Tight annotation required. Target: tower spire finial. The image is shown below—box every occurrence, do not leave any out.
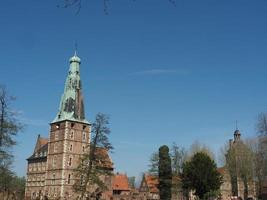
[69,42,81,63]
[74,41,78,56]
[53,52,87,124]
[234,120,241,141]
[235,120,238,130]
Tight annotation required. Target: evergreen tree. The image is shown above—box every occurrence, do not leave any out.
[148,144,186,200]
[158,145,172,200]
[148,143,186,176]
[181,152,222,199]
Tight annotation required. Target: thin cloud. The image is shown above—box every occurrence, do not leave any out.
[132,69,189,76]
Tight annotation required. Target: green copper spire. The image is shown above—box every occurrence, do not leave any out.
[53,52,89,124]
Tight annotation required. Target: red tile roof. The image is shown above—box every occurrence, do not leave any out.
[28,135,48,161]
[112,174,130,191]
[39,137,48,148]
[217,167,226,174]
[33,135,48,153]
[95,147,114,170]
[145,175,159,193]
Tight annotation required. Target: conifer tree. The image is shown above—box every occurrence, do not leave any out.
[158,145,172,200]
[74,113,113,199]
[181,152,222,199]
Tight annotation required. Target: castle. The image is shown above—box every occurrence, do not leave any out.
[25,53,258,200]
[25,52,113,200]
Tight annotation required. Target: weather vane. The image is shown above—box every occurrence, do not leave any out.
[74,41,78,56]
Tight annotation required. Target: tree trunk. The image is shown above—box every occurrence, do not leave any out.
[243,176,248,200]
[231,174,238,196]
[81,125,100,199]
[0,100,5,147]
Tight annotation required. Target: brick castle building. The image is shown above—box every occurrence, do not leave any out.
[25,52,113,200]
[24,52,258,200]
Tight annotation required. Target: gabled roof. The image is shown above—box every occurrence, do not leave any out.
[140,174,182,194]
[112,173,130,191]
[95,147,114,170]
[27,135,48,162]
[217,167,226,174]
[34,134,48,153]
[143,175,159,193]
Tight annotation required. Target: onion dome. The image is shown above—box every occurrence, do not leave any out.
[69,51,81,63]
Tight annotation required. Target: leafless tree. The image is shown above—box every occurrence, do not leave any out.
[255,113,267,198]
[0,85,23,164]
[246,138,266,198]
[225,140,254,199]
[59,0,177,14]
[0,85,23,199]
[257,113,267,136]
[186,140,215,161]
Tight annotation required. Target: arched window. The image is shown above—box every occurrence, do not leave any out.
[55,132,58,140]
[69,144,73,151]
[53,156,57,168]
[70,131,74,139]
[68,174,71,184]
[68,157,72,166]
[80,175,84,185]
[52,173,55,185]
[54,142,57,153]
[82,132,86,141]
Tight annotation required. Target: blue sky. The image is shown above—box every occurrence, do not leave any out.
[1,0,267,178]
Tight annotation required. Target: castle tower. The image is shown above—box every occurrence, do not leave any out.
[233,129,241,142]
[44,52,91,199]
